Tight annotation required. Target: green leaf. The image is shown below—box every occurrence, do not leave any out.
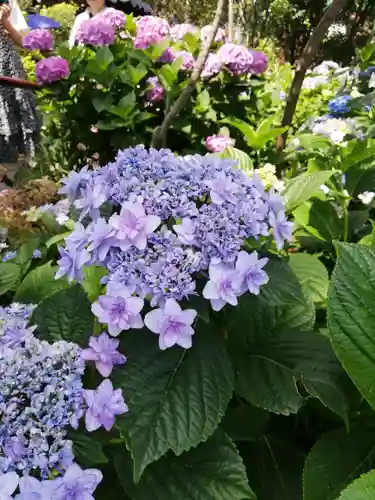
[112,324,234,481]
[288,253,329,303]
[46,231,71,249]
[71,432,108,467]
[33,284,93,345]
[229,296,349,419]
[293,199,343,242]
[243,436,305,500]
[195,88,210,112]
[82,266,107,302]
[222,405,270,442]
[14,261,69,304]
[96,45,114,70]
[114,431,255,499]
[260,257,307,306]
[92,93,113,113]
[0,263,21,295]
[338,470,375,500]
[128,63,148,86]
[284,171,334,211]
[328,243,375,409]
[220,147,253,172]
[303,426,375,500]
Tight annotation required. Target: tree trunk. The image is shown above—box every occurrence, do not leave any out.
[276,0,350,153]
[150,0,225,149]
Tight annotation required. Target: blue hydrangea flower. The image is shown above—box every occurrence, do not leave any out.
[328,95,352,116]
[2,251,16,263]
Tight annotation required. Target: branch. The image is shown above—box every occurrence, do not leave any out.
[276,0,350,153]
[150,0,225,149]
[0,76,42,89]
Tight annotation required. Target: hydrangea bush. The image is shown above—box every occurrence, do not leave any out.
[35,13,270,168]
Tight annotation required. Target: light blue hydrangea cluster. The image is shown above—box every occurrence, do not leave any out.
[56,146,292,349]
[0,303,37,348]
[0,336,84,477]
[0,302,127,495]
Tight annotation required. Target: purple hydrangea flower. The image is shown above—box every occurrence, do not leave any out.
[58,167,91,203]
[0,472,18,499]
[74,181,108,221]
[269,211,294,249]
[53,464,103,500]
[235,250,269,294]
[144,298,197,349]
[23,28,53,51]
[109,201,161,250]
[248,50,268,75]
[16,476,52,500]
[92,284,144,336]
[173,217,196,245]
[205,170,240,204]
[146,76,165,103]
[158,47,175,63]
[55,243,91,283]
[88,218,117,262]
[84,379,128,431]
[217,43,254,75]
[205,134,235,153]
[35,56,70,84]
[202,262,240,311]
[201,53,222,79]
[82,332,126,377]
[76,17,115,46]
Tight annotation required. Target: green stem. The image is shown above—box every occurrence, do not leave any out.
[343,204,349,242]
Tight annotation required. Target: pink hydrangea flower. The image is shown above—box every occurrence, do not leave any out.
[134,15,170,49]
[201,25,227,44]
[76,17,115,46]
[205,134,235,153]
[23,29,53,51]
[100,8,126,30]
[175,50,195,70]
[35,56,70,84]
[170,23,198,41]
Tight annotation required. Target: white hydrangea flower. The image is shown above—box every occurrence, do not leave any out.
[369,73,375,89]
[312,118,358,145]
[358,191,375,205]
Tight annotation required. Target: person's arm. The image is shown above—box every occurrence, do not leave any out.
[2,17,23,46]
[2,0,28,47]
[69,14,81,48]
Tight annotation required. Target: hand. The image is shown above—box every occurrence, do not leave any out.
[0,5,11,22]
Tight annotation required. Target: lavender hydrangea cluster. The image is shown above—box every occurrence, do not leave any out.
[35,56,70,84]
[22,29,53,51]
[217,43,267,76]
[76,17,115,46]
[56,146,292,350]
